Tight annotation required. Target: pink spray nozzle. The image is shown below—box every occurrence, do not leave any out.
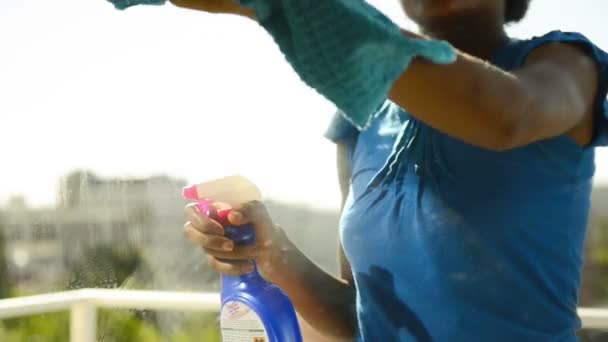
[182,185,199,201]
[182,183,250,243]
[216,208,233,227]
[182,185,214,217]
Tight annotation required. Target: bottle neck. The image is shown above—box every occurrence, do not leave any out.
[221,263,269,289]
[220,223,263,289]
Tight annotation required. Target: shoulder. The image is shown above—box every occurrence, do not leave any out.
[522,38,599,100]
[519,31,608,67]
[503,31,607,70]
[520,31,608,147]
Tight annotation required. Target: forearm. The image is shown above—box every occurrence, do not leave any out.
[260,228,357,339]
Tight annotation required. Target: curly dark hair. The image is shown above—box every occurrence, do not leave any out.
[505,0,531,23]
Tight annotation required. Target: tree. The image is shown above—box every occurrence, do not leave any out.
[0,216,11,299]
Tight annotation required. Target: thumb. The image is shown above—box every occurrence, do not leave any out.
[228,200,276,243]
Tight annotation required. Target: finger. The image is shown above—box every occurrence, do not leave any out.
[184,203,206,226]
[203,245,259,260]
[184,223,234,251]
[206,255,254,276]
[229,200,271,227]
[185,217,224,237]
[184,204,224,235]
[230,200,275,242]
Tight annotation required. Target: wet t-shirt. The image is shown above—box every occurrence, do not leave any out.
[326,31,608,341]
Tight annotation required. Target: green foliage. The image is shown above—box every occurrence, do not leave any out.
[169,313,222,342]
[0,311,69,342]
[0,226,10,299]
[97,310,161,342]
[0,311,221,342]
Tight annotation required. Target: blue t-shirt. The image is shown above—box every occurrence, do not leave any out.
[326,31,608,341]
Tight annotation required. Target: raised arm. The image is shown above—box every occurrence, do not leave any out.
[390,34,599,151]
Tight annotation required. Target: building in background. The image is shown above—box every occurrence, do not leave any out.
[0,171,187,292]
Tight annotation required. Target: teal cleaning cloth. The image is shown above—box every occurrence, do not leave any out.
[108,0,166,10]
[235,0,457,130]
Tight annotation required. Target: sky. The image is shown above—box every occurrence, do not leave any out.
[0,0,607,210]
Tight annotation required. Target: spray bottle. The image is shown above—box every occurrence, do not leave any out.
[182,175,303,342]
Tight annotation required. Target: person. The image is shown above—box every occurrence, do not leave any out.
[179,0,608,340]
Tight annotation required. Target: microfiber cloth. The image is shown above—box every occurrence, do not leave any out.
[235,0,457,130]
[108,0,166,10]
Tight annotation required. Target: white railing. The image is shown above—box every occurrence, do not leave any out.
[0,289,221,342]
[0,289,607,342]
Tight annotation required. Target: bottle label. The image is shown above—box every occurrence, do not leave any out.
[221,300,270,342]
